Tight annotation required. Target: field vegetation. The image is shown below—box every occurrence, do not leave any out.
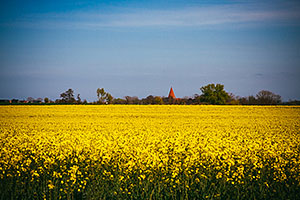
[0,105,299,199]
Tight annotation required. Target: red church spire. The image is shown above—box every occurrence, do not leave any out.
[168,87,176,99]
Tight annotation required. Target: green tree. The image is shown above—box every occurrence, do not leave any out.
[44,97,49,104]
[144,95,155,105]
[60,89,76,103]
[106,93,113,104]
[113,98,126,104]
[154,96,164,105]
[227,93,239,105]
[97,88,106,104]
[199,83,230,105]
[96,88,113,104]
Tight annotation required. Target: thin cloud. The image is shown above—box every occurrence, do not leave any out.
[2,3,300,29]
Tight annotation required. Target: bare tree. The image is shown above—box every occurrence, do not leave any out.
[256,90,281,105]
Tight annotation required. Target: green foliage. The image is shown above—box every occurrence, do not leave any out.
[44,97,50,104]
[60,89,76,104]
[154,96,164,105]
[1,148,299,200]
[96,88,113,104]
[199,84,230,105]
[113,98,127,104]
[96,88,106,104]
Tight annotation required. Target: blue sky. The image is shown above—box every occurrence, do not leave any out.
[0,0,300,101]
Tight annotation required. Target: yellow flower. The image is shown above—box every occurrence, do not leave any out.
[0,105,299,197]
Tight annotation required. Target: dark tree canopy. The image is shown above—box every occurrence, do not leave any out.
[256,90,281,105]
[60,89,76,103]
[44,97,49,104]
[113,98,127,104]
[154,96,163,105]
[6,83,290,105]
[199,84,230,105]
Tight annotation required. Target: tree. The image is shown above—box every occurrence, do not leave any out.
[125,96,139,104]
[145,95,155,104]
[27,97,34,103]
[199,83,230,105]
[44,97,50,104]
[193,94,202,104]
[256,90,281,105]
[106,93,113,104]
[227,93,239,105]
[36,98,43,102]
[154,96,164,105]
[248,95,257,105]
[286,100,300,105]
[97,88,106,104]
[96,88,113,104]
[77,94,82,104]
[238,95,257,105]
[60,88,76,103]
[113,98,127,104]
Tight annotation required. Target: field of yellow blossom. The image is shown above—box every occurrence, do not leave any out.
[0,105,300,199]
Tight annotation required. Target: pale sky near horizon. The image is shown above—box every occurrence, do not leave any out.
[0,0,300,101]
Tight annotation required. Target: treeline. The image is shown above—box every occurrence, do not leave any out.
[1,83,300,105]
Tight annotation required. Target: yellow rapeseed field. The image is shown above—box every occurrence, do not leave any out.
[0,105,300,199]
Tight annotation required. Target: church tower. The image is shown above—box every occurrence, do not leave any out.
[168,87,176,99]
